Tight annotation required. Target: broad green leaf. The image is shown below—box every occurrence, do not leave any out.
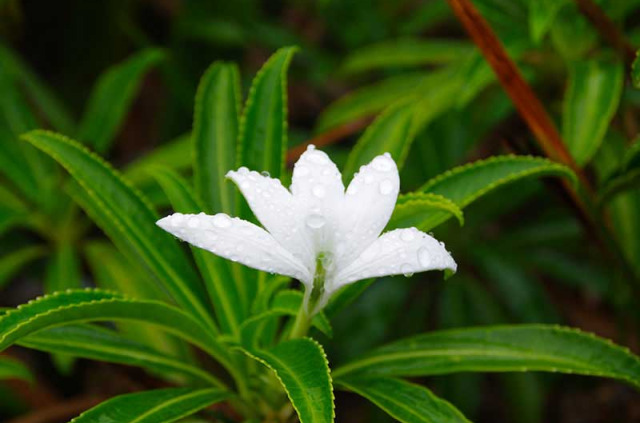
[419,155,576,208]
[243,338,334,423]
[45,242,82,293]
[563,59,624,166]
[0,356,32,382]
[0,290,231,380]
[238,47,297,179]
[78,49,165,153]
[0,245,46,290]
[124,134,191,185]
[0,42,74,133]
[343,102,416,180]
[340,39,473,75]
[19,325,219,386]
[332,325,640,389]
[69,387,231,423]
[316,72,443,133]
[337,377,469,423]
[193,62,241,214]
[152,167,244,334]
[387,193,464,232]
[22,130,215,332]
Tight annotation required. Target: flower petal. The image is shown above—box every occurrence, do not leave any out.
[334,153,400,270]
[331,227,456,291]
[157,212,312,284]
[226,167,315,267]
[290,145,345,256]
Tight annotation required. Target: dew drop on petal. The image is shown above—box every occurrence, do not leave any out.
[212,214,232,228]
[379,179,394,195]
[372,155,394,172]
[238,166,249,175]
[312,185,326,198]
[306,144,316,151]
[417,247,431,267]
[401,263,414,277]
[401,230,415,242]
[261,171,270,177]
[306,214,326,229]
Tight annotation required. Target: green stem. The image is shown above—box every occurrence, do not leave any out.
[289,305,311,339]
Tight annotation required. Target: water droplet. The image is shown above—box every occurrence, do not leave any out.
[312,185,326,198]
[306,214,326,229]
[372,155,394,172]
[212,214,232,228]
[379,179,394,195]
[261,171,270,177]
[401,263,414,277]
[238,166,249,174]
[417,247,431,267]
[401,230,415,242]
[306,144,316,151]
[296,165,310,177]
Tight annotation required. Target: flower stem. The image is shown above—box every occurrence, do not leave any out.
[289,305,311,339]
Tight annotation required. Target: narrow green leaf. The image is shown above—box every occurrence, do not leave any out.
[124,133,191,185]
[193,62,241,214]
[0,290,231,380]
[78,49,165,153]
[69,387,231,423]
[332,325,640,389]
[0,245,46,290]
[238,47,297,179]
[22,130,215,332]
[45,242,82,293]
[0,356,32,382]
[152,167,244,334]
[340,39,473,74]
[420,155,576,208]
[343,102,416,180]
[563,59,624,166]
[387,193,464,232]
[243,338,334,423]
[19,325,220,386]
[632,49,640,88]
[528,0,567,43]
[599,138,640,202]
[337,377,469,423]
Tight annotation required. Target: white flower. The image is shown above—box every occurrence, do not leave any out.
[157,145,456,314]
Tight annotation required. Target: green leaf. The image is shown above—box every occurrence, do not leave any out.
[19,325,220,386]
[124,134,192,185]
[0,290,231,381]
[78,49,165,153]
[69,387,231,423]
[0,356,32,382]
[152,167,244,334]
[528,0,567,43]
[332,325,640,389]
[243,338,334,423]
[599,138,640,202]
[0,245,46,290]
[316,72,438,133]
[340,39,473,75]
[0,42,74,133]
[337,377,469,423]
[343,102,417,180]
[193,62,241,214]
[238,47,297,179]
[45,242,82,293]
[420,155,576,208]
[22,130,215,332]
[387,193,464,232]
[563,59,624,166]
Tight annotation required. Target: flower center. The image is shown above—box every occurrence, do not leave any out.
[308,252,331,314]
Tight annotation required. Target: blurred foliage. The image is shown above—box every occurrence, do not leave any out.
[0,0,640,422]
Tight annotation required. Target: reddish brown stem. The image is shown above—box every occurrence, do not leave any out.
[572,0,636,66]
